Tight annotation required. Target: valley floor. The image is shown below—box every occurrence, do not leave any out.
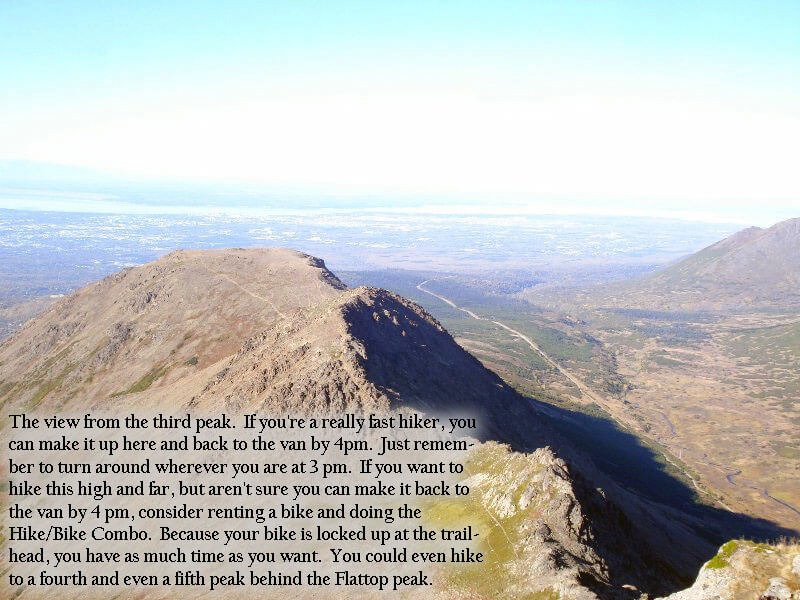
[341,270,800,535]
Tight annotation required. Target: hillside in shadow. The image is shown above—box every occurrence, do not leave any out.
[527,398,798,550]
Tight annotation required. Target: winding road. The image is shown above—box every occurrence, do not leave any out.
[416,280,605,406]
[415,279,800,520]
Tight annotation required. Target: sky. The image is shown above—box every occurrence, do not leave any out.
[1,1,799,223]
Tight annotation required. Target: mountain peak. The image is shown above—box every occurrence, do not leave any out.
[0,247,347,406]
[603,217,800,310]
[193,284,533,442]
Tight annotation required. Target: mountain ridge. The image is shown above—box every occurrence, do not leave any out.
[618,217,800,310]
[519,217,800,312]
[0,247,791,599]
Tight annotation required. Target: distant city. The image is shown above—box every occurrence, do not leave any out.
[0,206,740,305]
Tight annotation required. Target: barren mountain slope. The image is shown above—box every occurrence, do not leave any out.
[0,248,346,408]
[603,217,800,310]
[194,286,541,445]
[522,217,800,312]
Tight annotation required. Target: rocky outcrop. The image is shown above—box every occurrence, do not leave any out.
[656,541,800,600]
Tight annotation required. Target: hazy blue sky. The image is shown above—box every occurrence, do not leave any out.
[1,1,798,223]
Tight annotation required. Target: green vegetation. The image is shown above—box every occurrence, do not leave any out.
[29,363,74,408]
[0,380,16,401]
[720,320,800,409]
[11,585,27,599]
[650,352,688,368]
[38,342,76,372]
[127,365,168,393]
[773,443,800,460]
[705,540,738,569]
[30,378,62,407]
[112,365,168,396]
[422,444,544,598]
[528,589,561,600]
[185,355,198,366]
[173,331,193,354]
